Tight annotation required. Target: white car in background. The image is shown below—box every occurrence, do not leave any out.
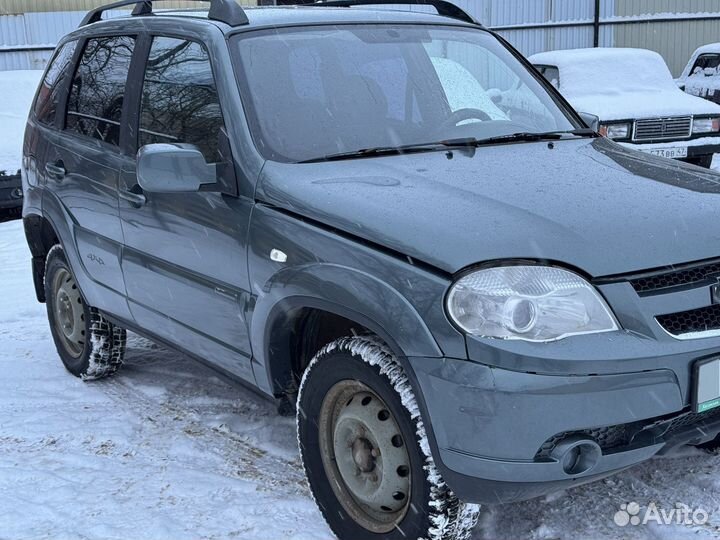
[530,48,720,168]
[677,43,720,106]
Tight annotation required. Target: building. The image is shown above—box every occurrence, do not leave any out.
[1,0,719,75]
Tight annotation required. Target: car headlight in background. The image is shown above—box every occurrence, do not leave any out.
[692,116,720,134]
[446,265,619,342]
[598,122,631,140]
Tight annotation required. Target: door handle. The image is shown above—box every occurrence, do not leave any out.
[45,162,66,180]
[119,188,147,207]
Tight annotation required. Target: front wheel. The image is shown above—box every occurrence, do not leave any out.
[297,336,480,540]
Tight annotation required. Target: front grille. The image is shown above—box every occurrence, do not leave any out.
[656,304,720,337]
[629,259,720,295]
[633,116,692,142]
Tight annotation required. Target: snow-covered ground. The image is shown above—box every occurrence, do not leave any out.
[2,69,720,540]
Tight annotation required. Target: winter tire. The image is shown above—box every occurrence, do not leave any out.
[297,336,480,540]
[45,245,126,380]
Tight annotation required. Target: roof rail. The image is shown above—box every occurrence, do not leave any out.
[305,0,481,26]
[79,0,249,27]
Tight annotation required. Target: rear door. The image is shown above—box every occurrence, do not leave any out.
[43,35,137,320]
[118,34,255,383]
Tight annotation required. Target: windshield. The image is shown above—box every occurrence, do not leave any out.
[232,25,578,163]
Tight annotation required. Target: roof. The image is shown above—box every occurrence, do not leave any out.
[530,47,667,69]
[82,5,481,32]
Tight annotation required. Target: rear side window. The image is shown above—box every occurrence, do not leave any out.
[692,54,720,76]
[139,37,224,163]
[535,65,560,89]
[66,36,136,146]
[34,40,77,126]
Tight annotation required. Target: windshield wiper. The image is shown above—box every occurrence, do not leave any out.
[298,140,473,164]
[298,129,596,163]
[469,128,597,147]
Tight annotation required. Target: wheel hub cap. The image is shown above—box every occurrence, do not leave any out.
[52,268,85,358]
[352,437,376,473]
[320,382,412,533]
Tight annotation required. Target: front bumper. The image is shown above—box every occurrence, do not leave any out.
[409,349,720,504]
[619,138,720,160]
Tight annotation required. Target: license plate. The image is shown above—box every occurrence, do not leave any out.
[695,358,720,413]
[641,146,688,159]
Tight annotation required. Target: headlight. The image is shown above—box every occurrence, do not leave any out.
[599,123,631,140]
[692,117,720,134]
[446,265,619,342]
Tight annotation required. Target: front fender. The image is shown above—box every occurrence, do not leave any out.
[250,262,443,395]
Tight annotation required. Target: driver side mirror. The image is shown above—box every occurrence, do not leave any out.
[578,112,600,132]
[137,143,216,193]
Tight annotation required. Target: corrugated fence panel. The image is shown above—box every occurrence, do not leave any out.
[0,12,25,46]
[615,19,720,76]
[615,0,720,17]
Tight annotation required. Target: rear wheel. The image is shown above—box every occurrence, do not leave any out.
[297,336,480,540]
[45,245,126,380]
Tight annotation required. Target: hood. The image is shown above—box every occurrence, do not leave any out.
[257,137,720,277]
[568,90,720,122]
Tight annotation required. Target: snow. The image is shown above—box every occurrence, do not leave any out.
[529,48,720,121]
[0,70,42,174]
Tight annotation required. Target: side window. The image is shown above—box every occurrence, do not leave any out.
[139,37,224,163]
[34,40,77,126]
[536,65,560,89]
[66,36,136,146]
[692,54,720,77]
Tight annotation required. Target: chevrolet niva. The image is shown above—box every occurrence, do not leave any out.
[21,1,720,539]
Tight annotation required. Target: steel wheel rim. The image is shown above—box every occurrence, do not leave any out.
[319,380,412,533]
[52,267,85,358]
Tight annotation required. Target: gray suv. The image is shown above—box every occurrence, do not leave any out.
[21,1,720,539]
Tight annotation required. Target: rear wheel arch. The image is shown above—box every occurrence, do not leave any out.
[24,213,61,302]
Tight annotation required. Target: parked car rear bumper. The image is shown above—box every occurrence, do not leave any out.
[408,351,720,504]
[0,172,23,210]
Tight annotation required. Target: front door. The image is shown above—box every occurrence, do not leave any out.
[118,36,255,382]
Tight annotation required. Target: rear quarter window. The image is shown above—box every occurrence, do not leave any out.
[34,40,77,126]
